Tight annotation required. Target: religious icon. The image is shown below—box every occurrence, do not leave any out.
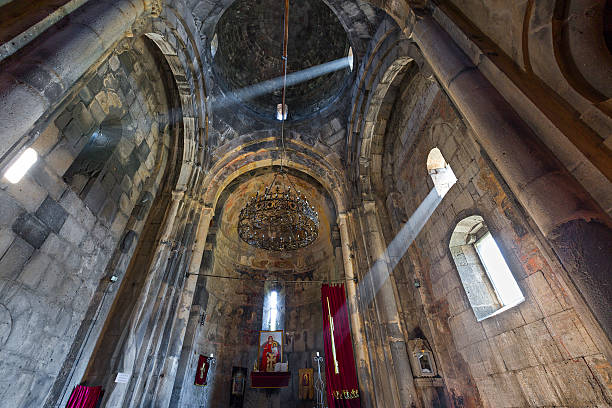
[258,330,283,372]
[194,355,210,386]
[230,366,247,408]
[298,368,314,400]
[231,368,246,395]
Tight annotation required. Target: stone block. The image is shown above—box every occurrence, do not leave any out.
[447,286,470,317]
[54,109,73,131]
[449,309,486,350]
[59,216,87,247]
[515,365,562,406]
[46,142,75,177]
[546,359,605,406]
[72,102,95,134]
[11,213,50,249]
[459,338,502,378]
[40,233,70,263]
[522,319,563,365]
[544,309,599,359]
[525,271,564,317]
[83,182,107,215]
[476,372,526,407]
[79,86,94,104]
[38,262,63,297]
[516,284,544,324]
[0,193,24,228]
[35,196,68,233]
[3,176,47,213]
[0,237,34,279]
[110,212,128,238]
[584,354,612,402]
[492,328,539,371]
[481,306,525,338]
[62,119,82,145]
[29,163,67,201]
[0,229,15,259]
[31,123,59,157]
[17,252,51,290]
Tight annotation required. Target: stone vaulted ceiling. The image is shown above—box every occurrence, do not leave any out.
[189,0,383,125]
[208,168,337,307]
[213,0,351,119]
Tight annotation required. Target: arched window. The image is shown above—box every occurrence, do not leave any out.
[262,283,284,331]
[449,215,524,321]
[427,148,456,196]
[211,33,218,58]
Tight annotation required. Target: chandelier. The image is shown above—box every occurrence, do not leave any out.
[237,0,319,251]
[238,171,319,251]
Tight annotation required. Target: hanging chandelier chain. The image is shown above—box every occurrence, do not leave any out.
[237,0,319,252]
[280,0,289,170]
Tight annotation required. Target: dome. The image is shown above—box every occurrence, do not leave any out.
[212,0,352,120]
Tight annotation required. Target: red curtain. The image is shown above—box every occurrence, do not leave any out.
[65,385,102,408]
[321,284,360,408]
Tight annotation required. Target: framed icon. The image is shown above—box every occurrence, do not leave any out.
[258,330,283,372]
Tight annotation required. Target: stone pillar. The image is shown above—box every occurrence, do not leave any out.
[361,201,420,408]
[410,15,612,346]
[337,213,375,408]
[153,205,213,408]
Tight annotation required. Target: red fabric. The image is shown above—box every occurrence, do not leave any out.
[65,385,102,408]
[194,355,211,386]
[321,284,361,408]
[250,371,291,388]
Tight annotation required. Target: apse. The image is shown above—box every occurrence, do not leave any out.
[182,167,341,407]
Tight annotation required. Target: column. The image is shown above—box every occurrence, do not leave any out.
[361,201,420,408]
[410,14,612,344]
[153,205,214,408]
[338,213,375,408]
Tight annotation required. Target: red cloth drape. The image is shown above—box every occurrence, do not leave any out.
[65,385,102,408]
[321,284,360,408]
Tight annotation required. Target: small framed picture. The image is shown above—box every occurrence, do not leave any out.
[258,330,283,372]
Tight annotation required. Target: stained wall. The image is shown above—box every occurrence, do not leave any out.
[176,171,336,408]
[0,36,175,406]
[378,70,612,407]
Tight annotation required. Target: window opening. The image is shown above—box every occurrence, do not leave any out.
[3,147,38,184]
[268,290,278,331]
[427,147,456,196]
[475,231,524,307]
[211,33,218,58]
[262,283,284,332]
[449,215,524,320]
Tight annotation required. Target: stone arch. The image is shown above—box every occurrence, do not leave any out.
[202,138,349,214]
[552,0,612,103]
[348,19,423,201]
[144,11,210,192]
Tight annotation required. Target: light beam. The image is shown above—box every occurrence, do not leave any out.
[211,56,351,111]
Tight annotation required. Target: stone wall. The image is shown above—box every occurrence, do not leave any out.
[0,35,173,407]
[380,71,612,407]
